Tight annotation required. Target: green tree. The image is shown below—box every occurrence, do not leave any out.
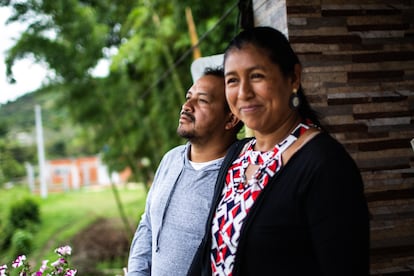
[0,139,34,185]
[1,0,241,187]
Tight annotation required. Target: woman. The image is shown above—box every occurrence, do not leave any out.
[188,26,370,276]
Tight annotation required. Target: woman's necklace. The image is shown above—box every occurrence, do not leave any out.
[235,122,310,192]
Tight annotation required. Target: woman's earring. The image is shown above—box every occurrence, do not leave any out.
[289,88,300,109]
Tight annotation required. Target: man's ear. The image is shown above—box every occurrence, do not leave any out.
[225,113,240,130]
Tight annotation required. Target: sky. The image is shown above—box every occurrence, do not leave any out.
[0,7,49,104]
[0,7,109,105]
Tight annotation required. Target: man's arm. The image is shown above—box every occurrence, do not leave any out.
[127,145,185,275]
[127,188,154,276]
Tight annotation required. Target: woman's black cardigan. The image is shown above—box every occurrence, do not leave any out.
[188,133,370,276]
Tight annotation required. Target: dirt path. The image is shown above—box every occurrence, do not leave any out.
[70,217,130,275]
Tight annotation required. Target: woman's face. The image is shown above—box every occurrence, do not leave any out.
[224,43,300,134]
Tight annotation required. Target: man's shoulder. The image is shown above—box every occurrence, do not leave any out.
[165,144,187,155]
[160,144,187,162]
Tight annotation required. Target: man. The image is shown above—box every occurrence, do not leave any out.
[127,67,242,276]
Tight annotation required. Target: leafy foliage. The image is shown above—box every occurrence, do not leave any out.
[1,0,241,186]
[1,197,40,256]
[9,197,40,228]
[11,229,34,257]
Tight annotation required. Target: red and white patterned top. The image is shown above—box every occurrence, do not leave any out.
[210,122,310,275]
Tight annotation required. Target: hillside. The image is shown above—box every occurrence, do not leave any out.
[0,87,97,184]
[0,86,95,157]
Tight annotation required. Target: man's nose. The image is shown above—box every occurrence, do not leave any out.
[182,100,193,112]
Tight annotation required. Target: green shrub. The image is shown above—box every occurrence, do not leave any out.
[0,197,41,252]
[0,222,14,250]
[9,197,41,229]
[11,229,33,256]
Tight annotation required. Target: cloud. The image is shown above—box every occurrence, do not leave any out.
[0,7,48,104]
[0,7,111,105]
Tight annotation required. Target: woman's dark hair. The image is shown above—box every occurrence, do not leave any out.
[223,26,322,128]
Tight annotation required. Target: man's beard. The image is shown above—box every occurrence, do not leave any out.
[177,111,196,139]
[177,127,195,140]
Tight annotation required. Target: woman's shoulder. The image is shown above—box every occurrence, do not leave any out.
[299,132,356,166]
[222,138,253,165]
[306,132,346,152]
[230,137,253,153]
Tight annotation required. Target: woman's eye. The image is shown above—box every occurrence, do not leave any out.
[251,73,264,79]
[226,78,238,85]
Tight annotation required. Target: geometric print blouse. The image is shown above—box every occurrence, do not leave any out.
[210,122,310,275]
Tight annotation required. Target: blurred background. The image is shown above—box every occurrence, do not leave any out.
[0,0,240,274]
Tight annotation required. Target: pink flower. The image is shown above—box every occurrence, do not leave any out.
[5,245,76,276]
[65,269,77,276]
[12,255,26,268]
[55,246,72,257]
[40,260,48,271]
[51,257,67,267]
[0,264,8,276]
[34,260,49,275]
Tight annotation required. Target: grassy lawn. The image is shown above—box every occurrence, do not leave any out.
[0,183,147,273]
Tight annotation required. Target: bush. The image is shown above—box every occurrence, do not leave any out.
[0,222,14,251]
[11,229,33,256]
[9,197,41,229]
[0,197,41,252]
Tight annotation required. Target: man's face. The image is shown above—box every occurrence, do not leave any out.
[177,74,229,143]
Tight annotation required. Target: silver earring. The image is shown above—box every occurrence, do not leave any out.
[289,88,300,109]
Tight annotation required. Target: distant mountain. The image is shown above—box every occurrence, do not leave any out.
[0,87,95,159]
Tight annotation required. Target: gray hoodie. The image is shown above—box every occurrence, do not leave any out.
[127,143,223,276]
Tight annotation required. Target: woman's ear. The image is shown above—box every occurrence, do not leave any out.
[292,63,302,89]
[225,113,240,130]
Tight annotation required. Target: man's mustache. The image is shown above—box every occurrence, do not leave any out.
[181,111,195,122]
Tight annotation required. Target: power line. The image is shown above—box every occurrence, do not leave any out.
[139,2,239,100]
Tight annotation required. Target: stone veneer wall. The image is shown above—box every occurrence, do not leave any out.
[252,0,414,274]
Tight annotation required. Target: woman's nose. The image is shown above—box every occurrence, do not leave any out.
[238,80,254,100]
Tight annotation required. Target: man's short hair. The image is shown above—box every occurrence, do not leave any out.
[203,67,224,78]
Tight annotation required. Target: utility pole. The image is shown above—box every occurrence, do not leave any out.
[185,7,201,60]
[35,105,47,198]
[25,162,35,192]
